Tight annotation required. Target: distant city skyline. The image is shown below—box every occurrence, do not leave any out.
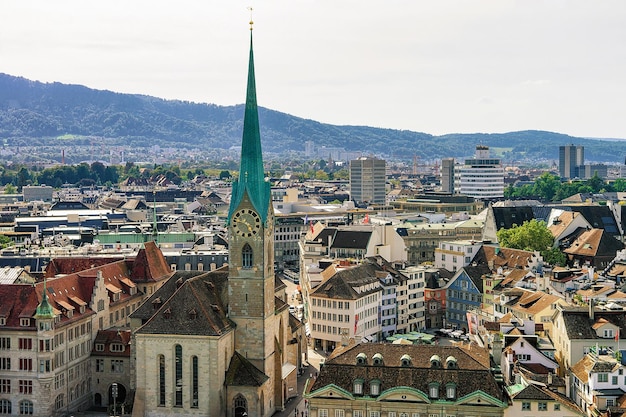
[2,1,626,139]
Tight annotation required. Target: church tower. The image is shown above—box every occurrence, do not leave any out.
[227,21,276,391]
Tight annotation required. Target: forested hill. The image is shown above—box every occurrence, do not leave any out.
[1,73,625,162]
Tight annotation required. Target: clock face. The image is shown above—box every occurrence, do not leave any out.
[233,209,261,237]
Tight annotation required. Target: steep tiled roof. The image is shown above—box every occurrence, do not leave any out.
[130,270,222,322]
[225,351,269,386]
[474,246,538,271]
[131,241,172,283]
[564,228,624,257]
[310,343,504,403]
[461,264,491,292]
[560,307,626,340]
[44,257,122,278]
[0,285,39,328]
[135,269,232,336]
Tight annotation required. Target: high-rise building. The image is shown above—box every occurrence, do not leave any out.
[441,157,455,194]
[454,145,504,200]
[559,144,584,179]
[349,157,386,205]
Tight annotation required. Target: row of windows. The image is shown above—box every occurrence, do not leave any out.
[312,299,350,309]
[95,359,125,373]
[0,399,33,415]
[157,345,199,408]
[522,402,560,411]
[0,358,52,372]
[313,312,350,322]
[0,379,32,394]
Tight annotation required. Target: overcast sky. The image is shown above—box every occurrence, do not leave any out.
[2,1,626,139]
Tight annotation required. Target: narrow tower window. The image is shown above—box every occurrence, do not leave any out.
[242,244,253,269]
[158,355,165,406]
[174,345,182,407]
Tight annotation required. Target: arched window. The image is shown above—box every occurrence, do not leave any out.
[55,394,64,411]
[429,383,439,399]
[158,355,165,406]
[20,400,33,416]
[353,379,364,395]
[191,356,199,408]
[233,394,247,417]
[0,400,11,414]
[242,244,253,269]
[175,345,183,407]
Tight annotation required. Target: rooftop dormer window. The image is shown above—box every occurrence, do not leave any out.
[372,353,383,366]
[446,356,458,369]
[95,343,104,352]
[370,380,380,396]
[401,354,412,367]
[20,318,30,327]
[353,379,363,395]
[429,383,439,399]
[430,355,441,368]
[0,317,5,326]
[110,343,124,352]
[356,353,367,365]
[446,383,456,399]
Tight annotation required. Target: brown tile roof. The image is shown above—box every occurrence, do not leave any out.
[564,228,624,257]
[131,241,172,283]
[310,343,504,403]
[44,257,122,278]
[548,212,582,238]
[475,246,538,270]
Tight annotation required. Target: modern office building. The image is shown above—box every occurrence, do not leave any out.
[559,144,584,179]
[441,157,455,194]
[455,145,504,200]
[349,157,386,206]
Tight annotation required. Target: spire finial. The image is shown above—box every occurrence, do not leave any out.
[247,7,254,30]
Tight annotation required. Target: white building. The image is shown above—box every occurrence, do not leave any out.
[434,239,483,272]
[455,145,504,200]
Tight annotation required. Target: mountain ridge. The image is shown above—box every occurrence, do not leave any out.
[1,72,625,163]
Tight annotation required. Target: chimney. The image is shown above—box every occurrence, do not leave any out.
[547,372,553,386]
[589,298,595,320]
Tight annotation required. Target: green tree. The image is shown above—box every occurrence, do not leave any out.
[542,247,567,267]
[533,173,561,201]
[497,219,554,252]
[219,170,232,180]
[0,235,12,249]
[4,184,16,194]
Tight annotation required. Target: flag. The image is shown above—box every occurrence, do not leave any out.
[616,328,620,342]
[310,221,314,234]
[364,214,370,224]
[354,314,359,333]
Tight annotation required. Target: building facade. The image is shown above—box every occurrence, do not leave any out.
[559,144,584,179]
[349,157,386,206]
[455,145,504,200]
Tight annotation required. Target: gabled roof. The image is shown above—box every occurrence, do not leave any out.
[570,205,620,237]
[136,270,233,337]
[474,246,538,270]
[563,228,624,257]
[225,351,269,386]
[131,241,172,283]
[44,257,122,278]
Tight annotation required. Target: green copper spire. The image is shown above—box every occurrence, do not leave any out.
[227,29,271,224]
[35,279,55,320]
